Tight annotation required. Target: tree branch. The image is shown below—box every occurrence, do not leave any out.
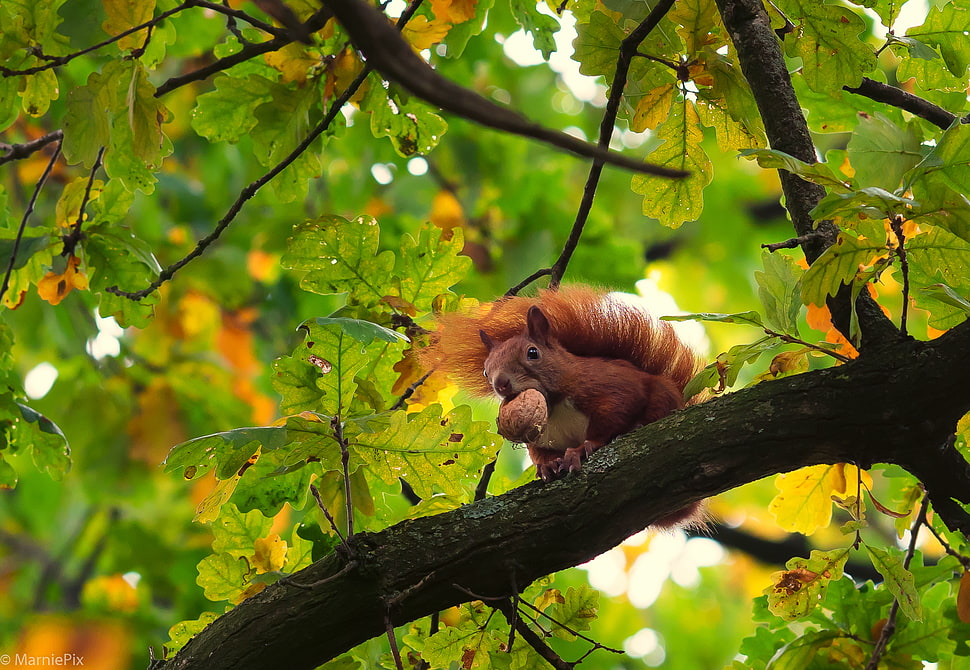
[163,321,970,670]
[844,77,958,131]
[0,130,63,167]
[714,0,897,347]
[321,0,689,178]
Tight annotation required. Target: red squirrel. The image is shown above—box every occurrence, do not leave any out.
[423,286,701,482]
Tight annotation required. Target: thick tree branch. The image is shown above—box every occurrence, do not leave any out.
[714,0,897,346]
[322,0,688,178]
[163,321,970,670]
[844,77,958,131]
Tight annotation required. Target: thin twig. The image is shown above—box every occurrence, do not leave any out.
[331,416,355,537]
[0,130,64,167]
[154,8,332,97]
[62,146,106,257]
[547,0,678,289]
[390,370,432,411]
[324,0,688,178]
[309,483,347,543]
[474,459,497,501]
[0,139,62,306]
[762,231,827,253]
[844,78,957,131]
[0,2,192,77]
[864,495,929,670]
[494,599,574,670]
[385,612,405,670]
[109,1,423,299]
[923,513,970,571]
[764,328,853,363]
[889,215,910,337]
[282,559,356,590]
[506,268,551,296]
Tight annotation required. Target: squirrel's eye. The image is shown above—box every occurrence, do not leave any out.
[526,346,540,360]
[483,369,488,378]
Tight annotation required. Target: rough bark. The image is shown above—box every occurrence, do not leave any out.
[714,0,896,344]
[163,322,970,670]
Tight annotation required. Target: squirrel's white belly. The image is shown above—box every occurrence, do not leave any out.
[535,399,588,451]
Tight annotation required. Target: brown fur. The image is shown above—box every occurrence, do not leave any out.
[421,286,701,401]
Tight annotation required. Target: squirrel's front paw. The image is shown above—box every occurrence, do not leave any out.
[536,458,568,482]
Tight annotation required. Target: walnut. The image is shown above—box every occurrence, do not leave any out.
[496,388,548,443]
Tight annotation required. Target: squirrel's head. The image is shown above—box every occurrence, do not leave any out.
[480,306,558,401]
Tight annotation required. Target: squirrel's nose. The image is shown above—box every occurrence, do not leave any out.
[494,375,513,398]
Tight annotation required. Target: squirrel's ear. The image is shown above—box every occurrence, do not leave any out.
[480,329,495,351]
[526,306,551,344]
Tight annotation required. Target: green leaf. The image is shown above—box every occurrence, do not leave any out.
[84,223,160,328]
[756,251,804,335]
[846,113,923,190]
[163,426,284,480]
[15,402,70,480]
[664,310,765,327]
[906,3,970,79]
[196,552,250,603]
[765,549,849,621]
[920,283,970,316]
[740,149,852,193]
[768,629,844,670]
[250,79,323,203]
[780,0,876,91]
[865,544,922,621]
[632,101,713,228]
[396,224,472,312]
[572,10,625,80]
[545,585,599,640]
[366,86,448,158]
[0,235,51,272]
[309,317,409,344]
[509,0,559,59]
[211,505,273,558]
[355,404,499,499]
[282,215,395,305]
[165,612,220,656]
[907,227,970,329]
[191,74,276,143]
[20,68,58,117]
[810,187,918,225]
[800,219,889,307]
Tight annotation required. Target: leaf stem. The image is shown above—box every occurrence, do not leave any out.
[889,215,910,337]
[863,495,929,670]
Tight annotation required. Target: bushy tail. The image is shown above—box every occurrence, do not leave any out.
[421,286,701,398]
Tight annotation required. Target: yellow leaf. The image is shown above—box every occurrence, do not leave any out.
[253,534,288,574]
[429,189,464,232]
[37,255,88,306]
[103,0,156,51]
[403,15,452,50]
[178,290,221,340]
[430,0,477,24]
[55,178,102,228]
[264,42,320,84]
[769,464,867,535]
[194,476,242,524]
[631,84,676,133]
[324,48,366,103]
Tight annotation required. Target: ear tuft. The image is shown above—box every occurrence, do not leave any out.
[526,306,551,344]
[479,329,495,351]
